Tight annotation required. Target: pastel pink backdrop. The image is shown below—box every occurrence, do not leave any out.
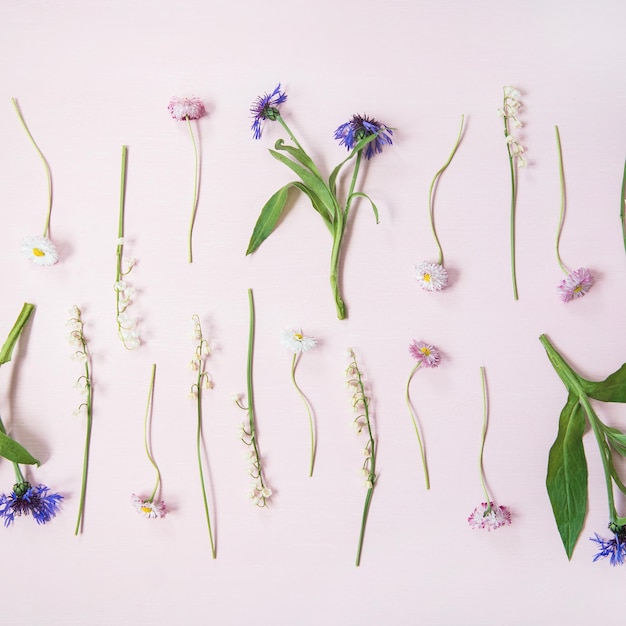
[1,1,625,624]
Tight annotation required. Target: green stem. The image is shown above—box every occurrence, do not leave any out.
[619,160,626,250]
[428,114,465,266]
[554,126,570,274]
[186,116,200,263]
[143,364,161,503]
[75,342,92,536]
[276,116,306,154]
[344,151,363,221]
[195,372,216,558]
[478,366,492,509]
[0,303,35,365]
[503,114,519,300]
[329,218,347,320]
[405,363,430,489]
[290,353,315,477]
[12,461,25,485]
[11,98,53,238]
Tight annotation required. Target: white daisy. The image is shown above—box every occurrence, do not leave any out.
[20,235,59,266]
[131,494,166,519]
[415,261,448,291]
[281,329,318,353]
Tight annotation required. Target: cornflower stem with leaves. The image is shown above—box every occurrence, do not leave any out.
[191,315,216,558]
[405,362,429,489]
[428,115,465,266]
[347,349,377,567]
[69,306,93,536]
[248,86,391,320]
[540,333,626,559]
[143,364,161,504]
[290,353,316,477]
[11,98,53,238]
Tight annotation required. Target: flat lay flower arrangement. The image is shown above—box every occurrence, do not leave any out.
[4,85,625,572]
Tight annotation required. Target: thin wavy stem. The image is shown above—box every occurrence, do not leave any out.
[478,366,492,510]
[186,117,200,263]
[554,126,570,275]
[143,364,161,503]
[12,98,53,237]
[290,353,315,477]
[405,363,430,489]
[428,114,465,266]
[503,112,519,300]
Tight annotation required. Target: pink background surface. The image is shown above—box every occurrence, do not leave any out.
[1,1,625,624]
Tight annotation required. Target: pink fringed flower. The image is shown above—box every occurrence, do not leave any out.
[167,96,206,121]
[468,502,511,531]
[557,267,593,303]
[131,494,167,519]
[408,340,441,368]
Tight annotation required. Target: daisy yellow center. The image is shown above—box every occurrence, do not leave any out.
[420,347,432,356]
[423,273,431,282]
[32,247,46,257]
[294,333,303,340]
[573,285,583,293]
[141,505,152,514]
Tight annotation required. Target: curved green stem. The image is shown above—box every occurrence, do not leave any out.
[143,364,162,503]
[503,115,519,300]
[290,354,315,477]
[12,98,53,237]
[186,117,200,263]
[478,366,492,510]
[75,347,92,536]
[405,363,430,489]
[276,116,306,153]
[428,114,465,265]
[554,126,570,275]
[620,157,626,253]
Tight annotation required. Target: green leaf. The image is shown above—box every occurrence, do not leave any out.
[348,191,380,223]
[603,425,626,456]
[268,149,337,216]
[246,184,296,255]
[580,363,626,403]
[274,139,322,178]
[546,394,588,560]
[0,303,35,365]
[0,429,39,465]
[292,182,333,231]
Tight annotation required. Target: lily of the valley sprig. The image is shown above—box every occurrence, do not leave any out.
[67,305,93,535]
[281,329,318,477]
[247,84,394,320]
[234,289,272,507]
[0,303,63,527]
[346,349,377,567]
[416,116,464,292]
[12,98,59,266]
[168,96,206,263]
[405,340,441,489]
[132,364,166,520]
[114,146,141,350]
[189,315,216,557]
[467,367,511,531]
[540,334,626,564]
[497,86,527,300]
[553,127,594,302]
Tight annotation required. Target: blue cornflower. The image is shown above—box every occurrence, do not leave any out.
[334,114,393,159]
[590,525,626,565]
[0,482,63,527]
[250,84,287,140]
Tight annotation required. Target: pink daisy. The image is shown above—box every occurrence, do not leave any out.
[557,267,593,303]
[408,340,441,368]
[468,502,511,530]
[167,96,206,121]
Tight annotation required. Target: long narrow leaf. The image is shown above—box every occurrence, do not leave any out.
[0,303,35,365]
[0,429,40,465]
[348,191,380,224]
[246,184,297,255]
[269,149,337,213]
[274,139,323,179]
[579,363,626,403]
[546,394,588,560]
[292,182,334,231]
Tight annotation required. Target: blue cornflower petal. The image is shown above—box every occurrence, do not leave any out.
[334,114,393,159]
[590,528,626,566]
[250,84,287,140]
[0,482,63,527]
